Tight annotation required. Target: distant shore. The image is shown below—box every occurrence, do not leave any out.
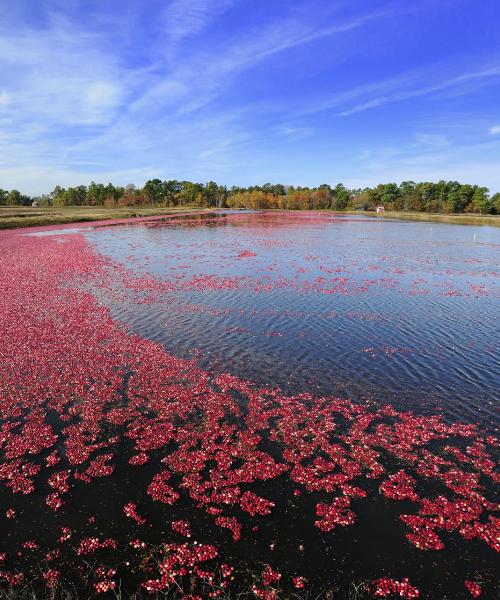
[0,205,201,230]
[355,210,500,227]
[1,205,499,230]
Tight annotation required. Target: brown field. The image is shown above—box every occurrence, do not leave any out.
[0,206,199,229]
[361,210,500,226]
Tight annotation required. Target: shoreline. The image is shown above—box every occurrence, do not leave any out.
[0,206,203,230]
[355,210,500,227]
[275,209,500,227]
[1,206,500,231]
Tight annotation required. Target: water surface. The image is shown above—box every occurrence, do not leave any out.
[84,212,499,434]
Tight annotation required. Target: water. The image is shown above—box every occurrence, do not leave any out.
[84,212,499,434]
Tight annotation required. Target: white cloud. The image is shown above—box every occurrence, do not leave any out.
[85,81,122,110]
[163,0,236,47]
[0,165,160,196]
[0,18,131,126]
[277,125,314,139]
[490,125,500,135]
[414,133,449,148]
[338,65,500,116]
[0,91,9,107]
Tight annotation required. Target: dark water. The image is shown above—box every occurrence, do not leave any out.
[84,212,499,435]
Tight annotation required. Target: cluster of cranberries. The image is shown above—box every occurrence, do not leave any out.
[315,497,356,532]
[76,537,117,556]
[464,580,482,597]
[171,520,191,538]
[123,502,146,525]
[371,577,420,598]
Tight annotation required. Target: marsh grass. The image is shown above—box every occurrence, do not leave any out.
[360,211,500,226]
[2,206,499,230]
[0,207,198,230]
[0,584,368,600]
[0,563,369,600]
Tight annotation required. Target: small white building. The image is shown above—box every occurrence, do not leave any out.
[376,206,385,213]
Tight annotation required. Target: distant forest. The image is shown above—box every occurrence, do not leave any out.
[2,180,500,214]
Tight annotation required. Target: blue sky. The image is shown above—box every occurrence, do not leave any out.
[1,0,500,195]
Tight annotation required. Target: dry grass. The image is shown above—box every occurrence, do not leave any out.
[0,206,199,230]
[0,583,370,600]
[0,585,367,600]
[363,211,500,227]
[2,206,498,231]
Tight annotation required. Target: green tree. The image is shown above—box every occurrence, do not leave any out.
[162,180,182,206]
[6,189,22,205]
[178,181,203,205]
[143,179,164,205]
[471,187,490,213]
[86,182,107,206]
[490,193,500,214]
[414,182,436,212]
[447,184,473,213]
[64,185,87,206]
[203,181,219,208]
[380,183,401,210]
[333,183,351,210]
[50,186,67,206]
[399,181,419,211]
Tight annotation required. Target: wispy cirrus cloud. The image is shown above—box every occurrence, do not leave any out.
[490,125,500,135]
[413,133,450,148]
[277,125,314,139]
[127,5,391,119]
[337,64,500,116]
[68,5,392,162]
[163,0,237,47]
[210,8,392,76]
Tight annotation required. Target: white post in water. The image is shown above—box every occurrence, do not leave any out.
[474,232,477,243]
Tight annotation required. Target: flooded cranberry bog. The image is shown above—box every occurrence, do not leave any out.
[0,211,498,599]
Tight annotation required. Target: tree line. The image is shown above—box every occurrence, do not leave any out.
[1,179,499,214]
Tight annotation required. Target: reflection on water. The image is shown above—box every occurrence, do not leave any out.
[85,212,499,434]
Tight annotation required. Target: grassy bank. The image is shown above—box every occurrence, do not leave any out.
[0,206,199,230]
[1,206,499,230]
[359,211,500,227]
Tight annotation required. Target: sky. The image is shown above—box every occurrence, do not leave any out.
[1,0,500,195]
